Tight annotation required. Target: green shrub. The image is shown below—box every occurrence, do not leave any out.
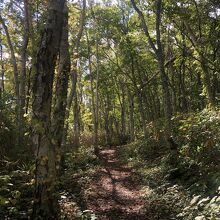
[172,109,220,165]
[0,164,33,219]
[65,146,99,172]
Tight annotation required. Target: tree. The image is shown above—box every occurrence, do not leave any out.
[63,0,86,146]
[131,0,172,133]
[51,4,70,172]
[31,0,66,218]
[0,14,20,116]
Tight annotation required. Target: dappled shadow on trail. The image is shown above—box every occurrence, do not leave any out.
[86,147,146,220]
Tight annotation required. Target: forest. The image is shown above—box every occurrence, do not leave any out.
[0,0,220,219]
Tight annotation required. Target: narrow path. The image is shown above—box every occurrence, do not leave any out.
[87,146,146,220]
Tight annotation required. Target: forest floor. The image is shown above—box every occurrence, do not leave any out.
[85,147,146,219]
[60,142,220,220]
[61,146,147,219]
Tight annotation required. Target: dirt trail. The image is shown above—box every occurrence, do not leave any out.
[86,146,146,220]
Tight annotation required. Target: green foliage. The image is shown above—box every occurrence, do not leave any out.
[0,93,31,159]
[0,93,17,156]
[117,108,220,219]
[118,140,189,219]
[0,162,34,219]
[143,185,187,220]
[173,109,220,165]
[119,137,164,164]
[178,188,220,219]
[65,146,99,172]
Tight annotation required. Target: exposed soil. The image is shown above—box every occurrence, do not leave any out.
[85,146,146,220]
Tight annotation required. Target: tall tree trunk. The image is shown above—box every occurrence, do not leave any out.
[0,41,4,94]
[51,4,70,172]
[157,53,172,124]
[63,0,86,144]
[128,90,134,141]
[94,37,99,153]
[104,94,112,145]
[155,0,172,129]
[137,92,147,136]
[25,2,38,114]
[18,0,30,143]
[73,90,80,147]
[131,0,173,133]
[25,67,32,114]
[129,49,147,137]
[0,15,20,116]
[120,83,126,143]
[86,30,97,148]
[178,29,188,112]
[199,55,215,107]
[182,20,216,107]
[73,60,83,147]
[31,0,65,218]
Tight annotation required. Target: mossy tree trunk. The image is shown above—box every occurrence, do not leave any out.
[51,4,70,173]
[31,0,65,218]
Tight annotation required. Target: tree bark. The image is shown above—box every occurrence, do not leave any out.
[31,0,65,218]
[51,4,70,172]
[0,41,4,93]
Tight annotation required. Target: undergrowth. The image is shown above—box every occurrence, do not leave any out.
[0,161,34,219]
[60,145,100,220]
[118,108,220,219]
